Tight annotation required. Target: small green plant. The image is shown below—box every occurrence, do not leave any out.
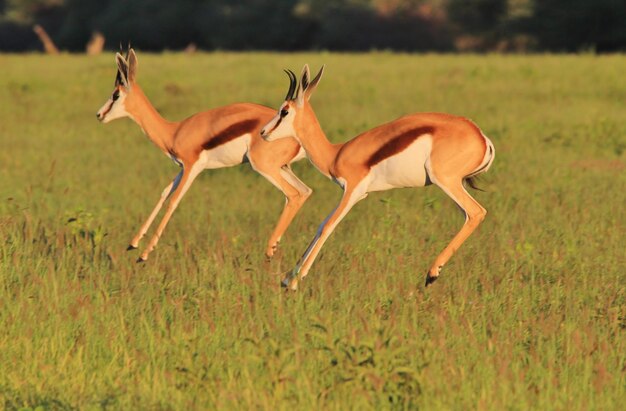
[308,322,424,408]
[65,209,107,248]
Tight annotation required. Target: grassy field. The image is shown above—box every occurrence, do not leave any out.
[0,52,624,410]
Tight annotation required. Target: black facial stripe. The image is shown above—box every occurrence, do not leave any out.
[271,116,283,132]
[100,100,114,119]
[112,90,120,101]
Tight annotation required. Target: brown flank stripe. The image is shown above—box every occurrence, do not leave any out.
[366,126,435,168]
[202,119,260,151]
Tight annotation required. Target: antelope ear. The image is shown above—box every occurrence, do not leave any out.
[115,52,129,88]
[127,48,138,84]
[305,65,325,101]
[296,64,311,107]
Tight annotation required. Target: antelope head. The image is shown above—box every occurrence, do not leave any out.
[96,48,138,123]
[260,64,324,142]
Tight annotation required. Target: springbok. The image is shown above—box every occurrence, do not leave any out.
[260,66,495,290]
[96,49,312,262]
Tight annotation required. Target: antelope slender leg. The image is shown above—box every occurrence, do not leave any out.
[128,170,183,249]
[425,180,486,286]
[282,206,337,287]
[255,166,312,259]
[138,163,203,261]
[284,184,367,290]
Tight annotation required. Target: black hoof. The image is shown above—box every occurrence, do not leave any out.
[127,244,138,251]
[136,257,146,263]
[425,274,438,287]
[280,278,290,288]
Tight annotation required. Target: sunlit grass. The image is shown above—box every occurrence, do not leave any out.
[0,52,624,409]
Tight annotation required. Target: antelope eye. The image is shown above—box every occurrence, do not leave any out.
[112,90,120,101]
[280,108,289,117]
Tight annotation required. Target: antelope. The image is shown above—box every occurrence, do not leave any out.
[96,49,312,262]
[260,66,495,290]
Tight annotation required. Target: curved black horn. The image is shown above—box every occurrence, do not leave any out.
[284,69,297,101]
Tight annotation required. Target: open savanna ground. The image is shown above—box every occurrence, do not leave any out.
[0,52,624,410]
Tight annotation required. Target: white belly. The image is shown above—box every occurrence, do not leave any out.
[367,135,432,192]
[198,134,251,169]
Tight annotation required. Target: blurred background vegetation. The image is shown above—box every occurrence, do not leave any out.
[1,0,625,53]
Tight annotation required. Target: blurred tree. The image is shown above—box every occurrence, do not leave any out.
[92,0,201,50]
[447,0,508,50]
[0,20,37,50]
[5,0,64,22]
[202,0,314,50]
[309,0,452,50]
[1,0,64,51]
[0,0,625,52]
[54,0,106,50]
[531,0,626,52]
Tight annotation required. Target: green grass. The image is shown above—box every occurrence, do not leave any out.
[0,52,625,410]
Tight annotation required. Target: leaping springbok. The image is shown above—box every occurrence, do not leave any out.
[260,66,495,289]
[96,49,312,262]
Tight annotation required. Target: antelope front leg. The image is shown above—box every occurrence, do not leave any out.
[128,170,183,250]
[283,185,366,290]
[138,165,202,262]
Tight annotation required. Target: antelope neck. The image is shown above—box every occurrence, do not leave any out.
[127,85,179,155]
[296,105,342,179]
